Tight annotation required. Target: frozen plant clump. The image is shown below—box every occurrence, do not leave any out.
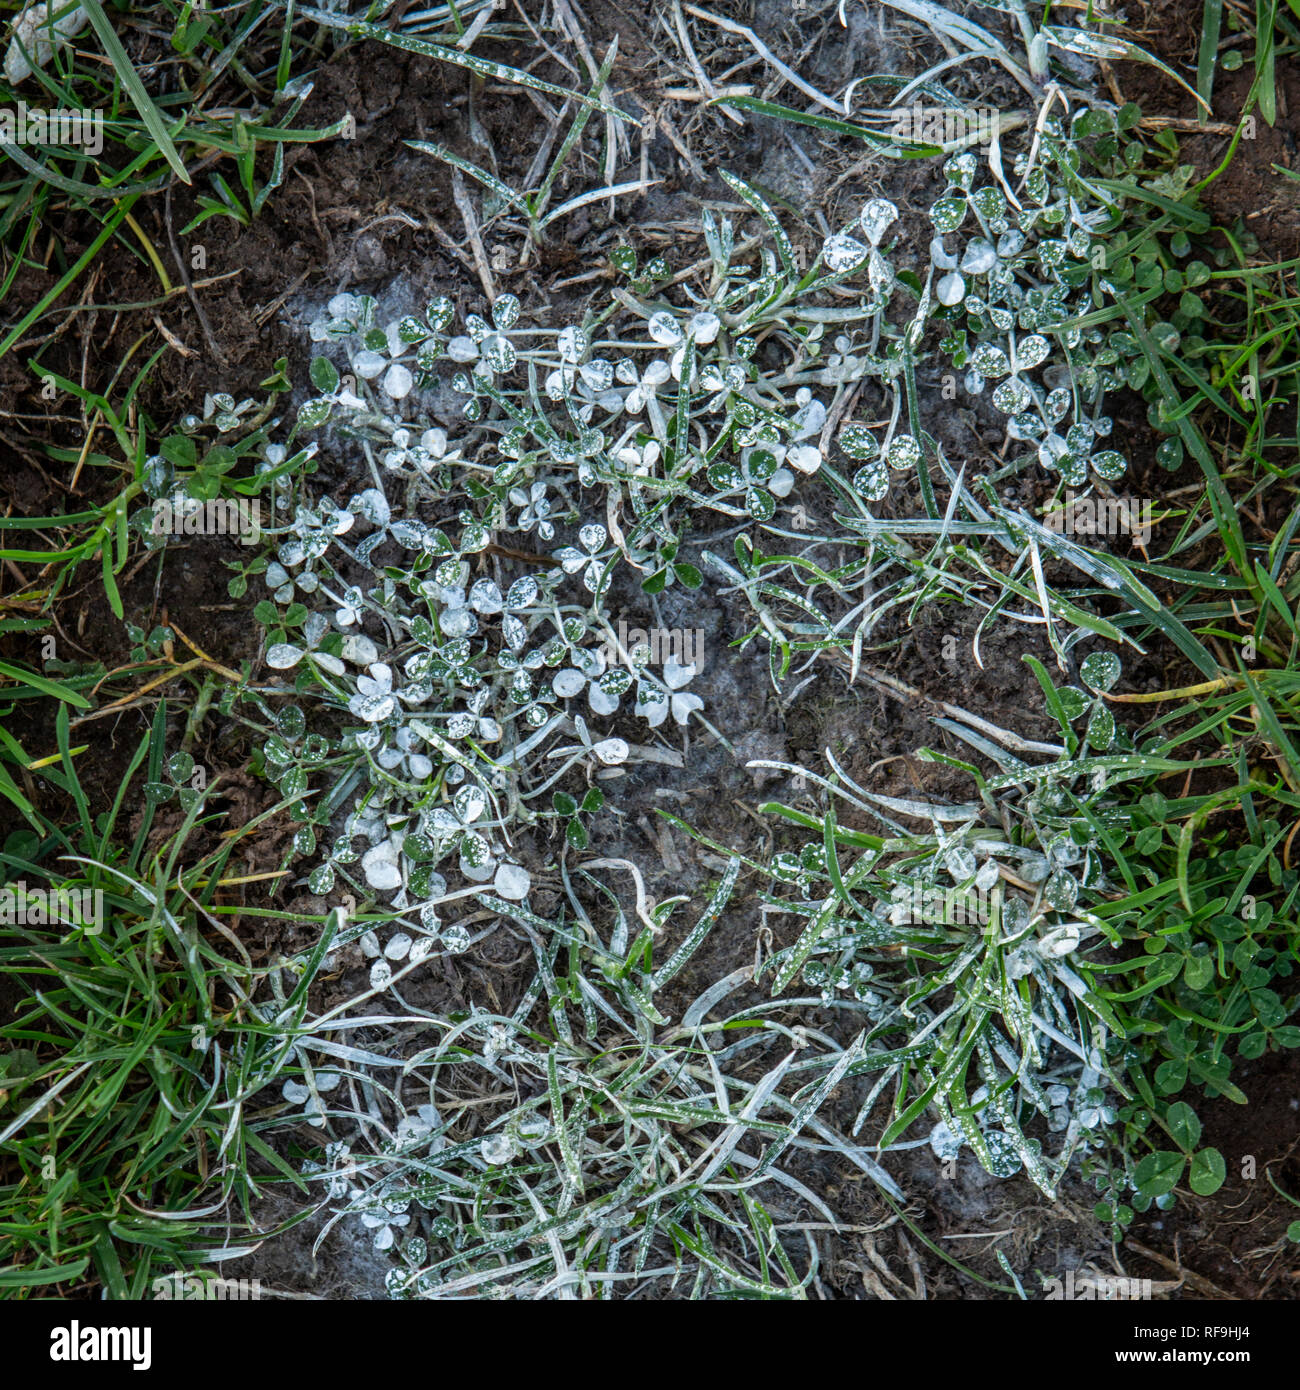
[300,863,904,1296]
[724,653,1172,1195]
[205,114,1213,1279]
[255,146,1173,962]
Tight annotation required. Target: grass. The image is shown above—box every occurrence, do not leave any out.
[1,0,1298,1302]
[1199,0,1300,127]
[0,701,340,1296]
[406,35,647,253]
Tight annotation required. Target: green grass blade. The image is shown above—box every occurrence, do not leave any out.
[0,659,91,707]
[1257,0,1278,125]
[1198,0,1225,116]
[78,1,190,185]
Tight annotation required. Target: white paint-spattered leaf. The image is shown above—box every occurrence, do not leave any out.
[983,1131,1022,1177]
[688,311,721,343]
[936,272,966,306]
[1037,921,1081,957]
[853,456,889,501]
[859,198,898,246]
[992,377,1031,414]
[362,843,403,891]
[1090,450,1127,480]
[266,644,304,670]
[647,312,682,347]
[1080,650,1121,693]
[382,364,414,399]
[1014,334,1051,371]
[821,232,869,275]
[636,683,669,727]
[886,434,921,471]
[480,333,517,374]
[492,293,520,331]
[349,692,396,722]
[868,249,894,294]
[929,197,967,233]
[557,324,589,360]
[591,738,628,765]
[1043,870,1078,912]
[960,239,997,275]
[969,343,1011,379]
[493,863,531,900]
[342,635,379,666]
[839,424,880,460]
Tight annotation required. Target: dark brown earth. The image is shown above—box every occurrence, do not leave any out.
[1119,0,1300,257]
[1,0,1297,1300]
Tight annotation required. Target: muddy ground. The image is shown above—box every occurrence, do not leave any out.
[1,0,1297,1300]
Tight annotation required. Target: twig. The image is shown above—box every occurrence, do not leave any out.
[1122,1239,1235,1300]
[668,0,743,124]
[846,662,1066,756]
[451,169,498,302]
[163,185,228,368]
